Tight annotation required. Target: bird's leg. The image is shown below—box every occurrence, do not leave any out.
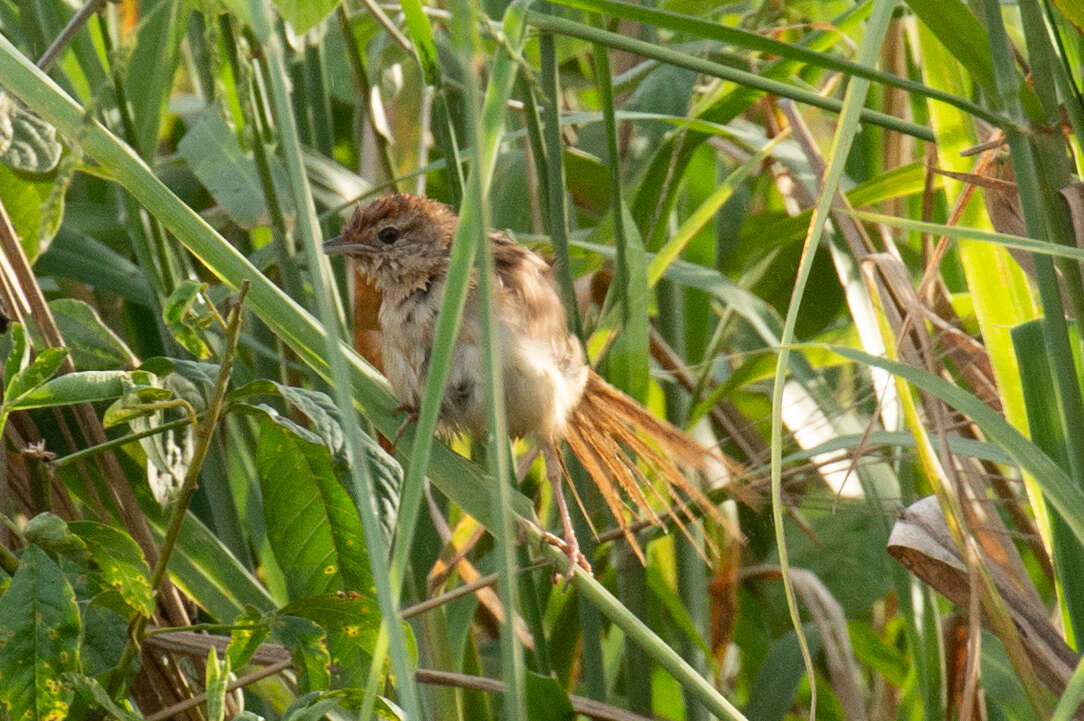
[541,443,591,582]
[392,403,419,446]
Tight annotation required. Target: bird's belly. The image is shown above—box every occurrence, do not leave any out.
[379,298,585,441]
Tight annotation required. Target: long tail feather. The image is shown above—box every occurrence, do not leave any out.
[562,370,750,560]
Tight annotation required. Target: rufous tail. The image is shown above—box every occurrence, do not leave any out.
[561,369,749,563]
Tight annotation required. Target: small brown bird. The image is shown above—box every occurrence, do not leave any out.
[325,193,739,577]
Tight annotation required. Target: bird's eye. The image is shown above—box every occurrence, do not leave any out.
[377,227,399,244]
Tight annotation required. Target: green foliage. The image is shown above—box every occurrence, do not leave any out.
[0,546,82,721]
[2,0,1084,719]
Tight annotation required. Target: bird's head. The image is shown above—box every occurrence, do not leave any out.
[324,193,459,296]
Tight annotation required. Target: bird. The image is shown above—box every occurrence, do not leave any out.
[324,193,744,578]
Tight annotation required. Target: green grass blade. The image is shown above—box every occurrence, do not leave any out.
[828,344,1084,546]
[244,1,422,716]
[548,0,1014,130]
[769,1,897,713]
[525,10,935,142]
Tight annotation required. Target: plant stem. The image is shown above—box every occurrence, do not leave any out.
[107,282,249,700]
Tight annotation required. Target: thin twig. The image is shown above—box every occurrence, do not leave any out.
[143,658,292,721]
[108,281,250,699]
[415,669,657,721]
[357,0,412,53]
[36,0,107,71]
[401,560,551,619]
[52,417,193,469]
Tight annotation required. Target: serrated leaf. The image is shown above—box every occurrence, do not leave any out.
[257,418,373,597]
[0,156,63,262]
[0,94,61,173]
[69,521,154,618]
[233,380,402,541]
[36,299,135,371]
[131,358,217,503]
[24,513,88,557]
[227,606,270,669]
[1,102,61,173]
[273,0,339,35]
[0,546,81,720]
[64,673,143,721]
[205,647,229,721]
[163,280,212,358]
[270,615,330,693]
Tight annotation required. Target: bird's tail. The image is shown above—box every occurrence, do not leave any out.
[561,369,750,563]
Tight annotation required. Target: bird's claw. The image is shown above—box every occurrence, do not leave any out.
[540,530,591,584]
[392,404,419,447]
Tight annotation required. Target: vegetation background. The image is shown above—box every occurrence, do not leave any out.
[1,0,1083,719]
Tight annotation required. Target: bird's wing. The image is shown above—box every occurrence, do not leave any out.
[489,231,571,344]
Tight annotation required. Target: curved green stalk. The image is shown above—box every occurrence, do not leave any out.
[769,1,896,716]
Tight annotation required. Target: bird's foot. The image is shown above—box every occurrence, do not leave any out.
[392,403,419,447]
[540,529,591,584]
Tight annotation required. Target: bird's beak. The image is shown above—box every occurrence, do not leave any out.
[323,235,358,256]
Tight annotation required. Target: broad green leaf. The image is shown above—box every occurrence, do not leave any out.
[102,386,175,428]
[163,280,212,358]
[0,159,63,262]
[232,380,403,541]
[24,512,87,557]
[33,299,135,371]
[270,615,330,693]
[153,513,276,622]
[205,647,230,721]
[3,322,28,388]
[4,347,68,406]
[227,606,270,669]
[280,591,415,688]
[257,418,373,598]
[177,106,280,230]
[35,230,155,307]
[847,621,907,688]
[139,357,218,413]
[64,673,143,721]
[273,0,339,34]
[9,369,146,411]
[69,521,154,618]
[0,92,61,173]
[0,546,81,720]
[280,592,387,656]
[525,672,575,721]
[744,626,823,721]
